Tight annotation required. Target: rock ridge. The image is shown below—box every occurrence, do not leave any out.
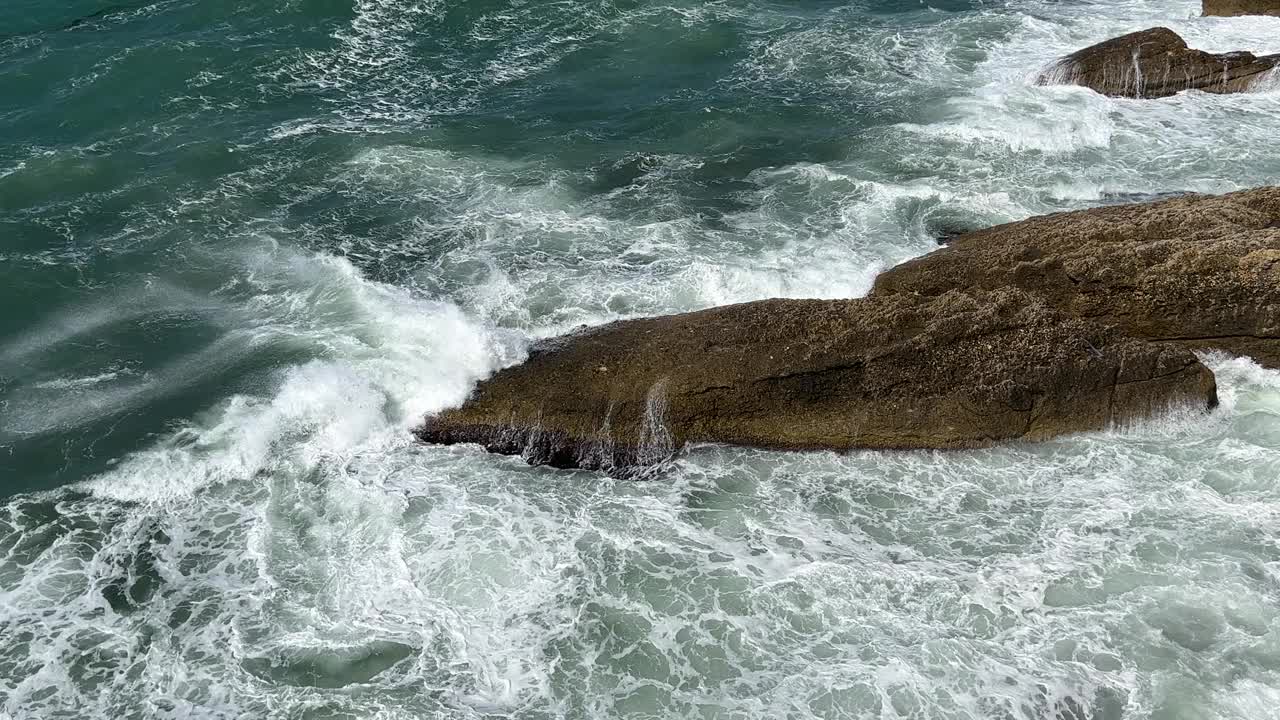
[417,289,1217,475]
[871,187,1280,367]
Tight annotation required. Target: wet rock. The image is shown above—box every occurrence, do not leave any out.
[872,187,1280,367]
[924,214,985,245]
[1203,0,1280,16]
[416,289,1215,475]
[1038,27,1280,98]
[1098,190,1191,206]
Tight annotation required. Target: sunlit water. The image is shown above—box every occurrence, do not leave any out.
[3,0,1280,717]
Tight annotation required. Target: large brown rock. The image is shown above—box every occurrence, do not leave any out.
[1038,27,1280,98]
[872,187,1280,367]
[1203,0,1280,16]
[417,290,1215,474]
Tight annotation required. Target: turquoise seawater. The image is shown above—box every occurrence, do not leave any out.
[3,0,1280,717]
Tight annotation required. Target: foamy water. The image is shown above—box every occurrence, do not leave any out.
[3,0,1280,717]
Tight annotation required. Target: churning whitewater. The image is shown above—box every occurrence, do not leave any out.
[2,0,1280,717]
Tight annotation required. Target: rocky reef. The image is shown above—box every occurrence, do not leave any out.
[414,187,1280,474]
[417,288,1216,475]
[1037,27,1279,98]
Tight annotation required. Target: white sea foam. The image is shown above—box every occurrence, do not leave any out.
[339,144,947,332]
[30,370,125,390]
[70,245,520,504]
[884,0,1280,213]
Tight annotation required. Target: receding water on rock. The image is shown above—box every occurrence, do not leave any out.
[3,0,1280,717]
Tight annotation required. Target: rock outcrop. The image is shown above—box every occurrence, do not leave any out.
[872,187,1280,367]
[1203,0,1280,16]
[417,290,1216,474]
[1038,27,1280,98]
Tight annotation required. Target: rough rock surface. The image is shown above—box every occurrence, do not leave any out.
[1203,0,1280,16]
[1038,27,1280,98]
[416,290,1215,474]
[872,187,1280,367]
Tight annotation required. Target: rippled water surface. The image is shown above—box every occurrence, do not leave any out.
[3,0,1280,717]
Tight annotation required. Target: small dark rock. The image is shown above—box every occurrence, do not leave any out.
[1038,27,1280,98]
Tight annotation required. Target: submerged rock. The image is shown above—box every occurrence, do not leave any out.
[1098,190,1192,206]
[416,290,1215,474]
[1038,27,1280,98]
[1203,0,1280,16]
[924,213,985,245]
[872,187,1280,367]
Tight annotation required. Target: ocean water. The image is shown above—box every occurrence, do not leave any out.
[3,0,1280,717]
